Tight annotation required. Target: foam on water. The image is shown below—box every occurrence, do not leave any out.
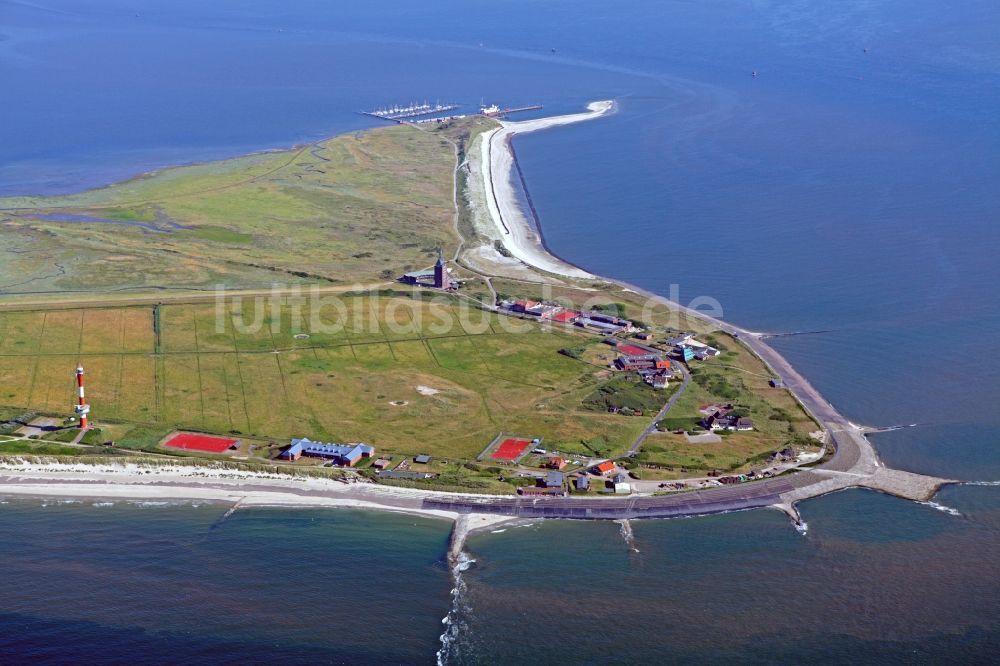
[617,519,640,553]
[795,521,809,536]
[921,501,963,517]
[437,550,476,665]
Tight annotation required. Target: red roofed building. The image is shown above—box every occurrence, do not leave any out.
[593,461,615,475]
[547,310,581,324]
[547,456,567,470]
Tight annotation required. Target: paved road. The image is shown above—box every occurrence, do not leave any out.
[0,282,394,311]
[627,364,691,456]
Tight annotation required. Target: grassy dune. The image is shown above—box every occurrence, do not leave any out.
[0,119,494,294]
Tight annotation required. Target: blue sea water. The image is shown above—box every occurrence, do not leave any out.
[2,0,999,663]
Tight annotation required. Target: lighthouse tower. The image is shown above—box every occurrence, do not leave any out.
[74,366,91,429]
[433,248,450,289]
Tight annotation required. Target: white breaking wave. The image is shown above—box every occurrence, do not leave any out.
[437,551,476,665]
[922,500,962,517]
[794,521,809,536]
[617,519,640,553]
[963,480,1000,486]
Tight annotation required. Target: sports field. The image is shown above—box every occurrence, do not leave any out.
[163,432,238,453]
[0,293,647,461]
[491,438,531,461]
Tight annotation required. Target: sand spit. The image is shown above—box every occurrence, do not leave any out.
[479,100,615,278]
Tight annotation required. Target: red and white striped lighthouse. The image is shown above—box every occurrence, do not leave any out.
[74,366,90,429]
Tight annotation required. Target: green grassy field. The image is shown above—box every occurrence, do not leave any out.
[0,294,650,461]
[0,118,494,294]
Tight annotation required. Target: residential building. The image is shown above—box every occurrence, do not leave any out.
[649,373,670,389]
[703,413,754,432]
[547,456,567,470]
[665,333,693,347]
[592,461,616,475]
[282,437,374,466]
[545,471,565,488]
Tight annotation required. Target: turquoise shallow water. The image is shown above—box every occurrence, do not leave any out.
[2,0,999,662]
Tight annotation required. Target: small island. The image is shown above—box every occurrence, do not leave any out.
[0,103,951,539]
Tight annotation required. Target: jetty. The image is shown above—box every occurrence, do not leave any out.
[361,102,460,122]
[480,103,543,118]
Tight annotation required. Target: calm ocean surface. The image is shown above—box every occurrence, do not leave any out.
[2,0,999,663]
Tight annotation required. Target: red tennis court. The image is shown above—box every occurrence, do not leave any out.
[163,432,238,453]
[491,438,531,461]
[617,344,651,357]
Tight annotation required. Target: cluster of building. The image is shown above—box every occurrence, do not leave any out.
[700,406,754,431]
[501,299,635,335]
[516,457,635,497]
[666,333,720,362]
[518,470,567,496]
[605,340,675,390]
[588,461,632,494]
[280,437,375,466]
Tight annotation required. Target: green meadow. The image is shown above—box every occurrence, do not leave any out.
[0,294,648,461]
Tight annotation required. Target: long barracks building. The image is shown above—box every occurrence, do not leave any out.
[281,437,375,466]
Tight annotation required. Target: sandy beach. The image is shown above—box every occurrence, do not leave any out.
[479,100,615,278]
[0,460,514,532]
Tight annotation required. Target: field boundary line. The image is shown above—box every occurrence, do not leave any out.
[228,325,253,434]
[25,312,48,406]
[191,310,207,428]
